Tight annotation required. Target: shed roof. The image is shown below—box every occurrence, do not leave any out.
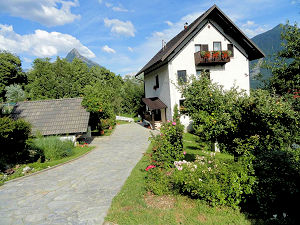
[142,97,167,110]
[136,4,264,76]
[11,98,90,136]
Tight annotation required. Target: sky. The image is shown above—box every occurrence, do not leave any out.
[0,0,299,76]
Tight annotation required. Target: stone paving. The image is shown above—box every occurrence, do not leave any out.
[0,123,152,225]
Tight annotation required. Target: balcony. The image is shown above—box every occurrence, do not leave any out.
[194,51,231,66]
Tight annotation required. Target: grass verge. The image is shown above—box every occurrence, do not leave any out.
[104,133,253,225]
[0,145,95,185]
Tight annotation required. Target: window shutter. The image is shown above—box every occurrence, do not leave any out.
[227,44,234,57]
[201,44,208,51]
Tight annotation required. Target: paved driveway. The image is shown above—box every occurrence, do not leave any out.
[0,123,151,225]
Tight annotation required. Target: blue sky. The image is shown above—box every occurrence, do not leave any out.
[0,0,299,76]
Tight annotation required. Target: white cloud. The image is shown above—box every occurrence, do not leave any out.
[112,6,129,12]
[0,0,80,27]
[0,24,95,58]
[98,0,103,3]
[165,21,173,26]
[291,0,300,4]
[105,2,113,7]
[102,45,116,54]
[104,18,136,37]
[241,20,269,37]
[242,20,255,27]
[128,47,133,52]
[104,2,130,12]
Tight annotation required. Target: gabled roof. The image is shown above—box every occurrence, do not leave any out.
[11,98,90,136]
[136,4,265,76]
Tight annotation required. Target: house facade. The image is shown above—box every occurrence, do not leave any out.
[136,5,264,129]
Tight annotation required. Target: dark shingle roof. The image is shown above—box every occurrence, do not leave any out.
[11,98,90,136]
[136,4,264,76]
[142,97,167,110]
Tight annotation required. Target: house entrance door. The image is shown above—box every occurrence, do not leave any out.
[153,109,161,121]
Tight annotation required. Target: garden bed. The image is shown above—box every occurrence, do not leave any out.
[104,133,254,225]
[0,145,95,185]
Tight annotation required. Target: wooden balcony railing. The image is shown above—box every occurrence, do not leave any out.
[194,51,231,65]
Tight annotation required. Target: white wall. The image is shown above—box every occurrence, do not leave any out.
[144,22,250,128]
[144,64,172,120]
[168,22,250,128]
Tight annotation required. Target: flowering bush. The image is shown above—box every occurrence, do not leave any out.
[172,151,255,208]
[150,120,184,168]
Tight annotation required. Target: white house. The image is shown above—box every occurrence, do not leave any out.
[136,5,264,129]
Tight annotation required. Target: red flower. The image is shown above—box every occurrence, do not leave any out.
[145,165,156,171]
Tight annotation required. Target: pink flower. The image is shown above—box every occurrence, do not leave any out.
[183,151,186,155]
[145,165,156,171]
[172,122,176,125]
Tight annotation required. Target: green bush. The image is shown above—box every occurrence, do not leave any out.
[146,167,173,195]
[172,151,255,208]
[30,136,74,161]
[150,120,184,168]
[248,146,300,223]
[0,117,31,170]
[183,77,300,221]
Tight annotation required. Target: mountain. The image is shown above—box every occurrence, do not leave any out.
[250,24,283,88]
[65,48,100,68]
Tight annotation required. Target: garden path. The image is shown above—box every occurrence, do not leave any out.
[0,123,151,225]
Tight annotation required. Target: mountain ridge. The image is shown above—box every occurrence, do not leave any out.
[65,48,100,68]
[250,24,283,88]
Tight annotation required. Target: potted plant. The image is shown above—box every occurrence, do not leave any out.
[212,51,220,60]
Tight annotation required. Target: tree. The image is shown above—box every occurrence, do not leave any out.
[82,81,115,131]
[266,22,300,111]
[121,75,144,116]
[5,84,26,102]
[0,51,27,101]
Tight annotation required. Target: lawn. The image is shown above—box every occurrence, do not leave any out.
[0,145,95,185]
[104,133,253,225]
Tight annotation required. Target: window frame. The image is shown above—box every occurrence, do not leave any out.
[213,42,222,51]
[196,69,210,79]
[177,70,187,84]
[227,43,234,57]
[154,75,159,90]
[195,44,201,53]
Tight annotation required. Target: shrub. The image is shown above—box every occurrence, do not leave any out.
[146,166,173,195]
[183,77,300,220]
[5,84,26,102]
[172,151,255,208]
[30,136,74,161]
[248,146,300,223]
[150,120,184,168]
[0,117,31,170]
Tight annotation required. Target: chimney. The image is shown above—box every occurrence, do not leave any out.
[184,22,188,29]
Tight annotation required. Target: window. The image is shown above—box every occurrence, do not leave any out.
[196,69,210,79]
[154,75,159,90]
[179,99,185,111]
[195,44,208,52]
[177,70,187,84]
[227,44,234,57]
[213,42,221,51]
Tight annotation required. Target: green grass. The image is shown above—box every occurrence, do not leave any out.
[183,133,233,161]
[116,120,131,125]
[0,145,95,185]
[104,133,253,225]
